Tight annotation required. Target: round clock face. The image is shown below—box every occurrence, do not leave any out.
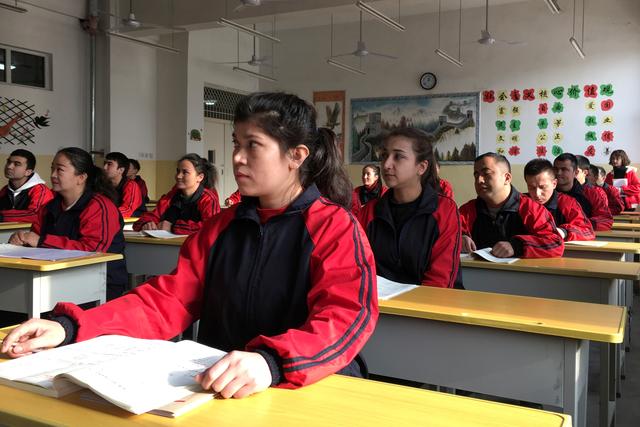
[420,72,437,90]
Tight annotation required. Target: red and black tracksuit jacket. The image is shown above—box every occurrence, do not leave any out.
[225,189,242,206]
[115,178,145,218]
[351,183,388,216]
[559,180,613,231]
[134,175,150,203]
[53,184,378,388]
[0,182,53,223]
[358,185,461,288]
[606,167,640,209]
[32,191,128,300]
[541,191,595,241]
[600,183,624,215]
[459,188,564,258]
[439,179,454,200]
[133,184,220,234]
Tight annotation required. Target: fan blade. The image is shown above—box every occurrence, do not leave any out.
[367,52,398,60]
[216,61,251,65]
[233,4,247,12]
[496,39,527,46]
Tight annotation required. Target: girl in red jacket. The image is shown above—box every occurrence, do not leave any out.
[3,93,378,401]
[358,127,461,288]
[605,149,640,210]
[133,154,220,235]
[351,164,387,215]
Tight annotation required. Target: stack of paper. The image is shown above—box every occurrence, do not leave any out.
[0,244,93,261]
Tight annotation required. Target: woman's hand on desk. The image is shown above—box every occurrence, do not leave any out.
[141,222,158,231]
[1,319,65,358]
[195,350,272,399]
[462,235,476,253]
[491,241,515,258]
[158,220,173,231]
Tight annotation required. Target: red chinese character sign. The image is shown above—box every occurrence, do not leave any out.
[481,83,615,163]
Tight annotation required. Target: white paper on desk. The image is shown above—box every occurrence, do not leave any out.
[123,231,145,237]
[565,240,608,247]
[0,244,93,261]
[613,178,628,189]
[142,230,182,239]
[471,247,519,264]
[376,275,418,300]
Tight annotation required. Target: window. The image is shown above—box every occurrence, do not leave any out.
[0,45,51,90]
[204,87,246,120]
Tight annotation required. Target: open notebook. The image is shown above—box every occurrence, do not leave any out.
[462,247,520,264]
[0,244,94,261]
[0,335,225,417]
[124,230,182,239]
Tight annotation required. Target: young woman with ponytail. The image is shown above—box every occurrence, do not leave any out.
[8,147,128,300]
[3,93,378,401]
[358,127,462,288]
[133,153,221,234]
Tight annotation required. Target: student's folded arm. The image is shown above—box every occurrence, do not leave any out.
[53,217,229,342]
[515,201,564,258]
[118,181,143,218]
[622,172,640,196]
[588,191,613,231]
[422,197,461,288]
[172,219,202,235]
[132,197,167,230]
[561,200,595,241]
[246,208,378,388]
[457,200,475,236]
[0,185,53,223]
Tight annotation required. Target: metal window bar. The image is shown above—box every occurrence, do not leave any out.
[203,87,246,120]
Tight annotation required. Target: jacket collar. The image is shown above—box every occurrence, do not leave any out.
[48,189,94,215]
[544,190,559,211]
[476,186,521,215]
[375,184,439,225]
[235,183,321,224]
[172,183,204,207]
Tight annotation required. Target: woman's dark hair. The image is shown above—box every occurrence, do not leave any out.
[56,147,118,202]
[362,164,380,178]
[178,153,217,190]
[234,92,352,208]
[384,127,439,190]
[609,149,630,167]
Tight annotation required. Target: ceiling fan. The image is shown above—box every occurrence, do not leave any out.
[105,0,185,32]
[331,11,397,60]
[216,26,275,68]
[477,0,524,46]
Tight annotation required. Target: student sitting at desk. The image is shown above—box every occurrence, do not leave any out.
[0,149,53,223]
[524,159,594,241]
[351,164,387,216]
[126,159,150,204]
[358,128,461,288]
[605,149,640,210]
[588,165,624,215]
[8,147,128,300]
[133,154,220,234]
[103,152,145,217]
[459,153,563,258]
[554,153,613,231]
[2,92,378,400]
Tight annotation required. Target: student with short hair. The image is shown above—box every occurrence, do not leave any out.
[2,92,378,400]
[553,153,613,230]
[8,147,127,300]
[0,149,53,222]
[103,152,144,217]
[588,165,624,215]
[358,128,461,288]
[524,159,594,241]
[605,149,640,210]
[133,154,221,235]
[351,164,387,216]
[127,159,150,204]
[459,153,564,258]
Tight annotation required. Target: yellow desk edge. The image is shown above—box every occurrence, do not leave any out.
[124,235,187,246]
[0,253,123,272]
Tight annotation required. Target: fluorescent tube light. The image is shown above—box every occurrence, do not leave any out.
[355,1,405,32]
[569,36,585,59]
[218,17,280,43]
[0,1,27,13]
[106,31,180,54]
[326,58,366,75]
[543,0,561,14]
[233,66,277,82]
[435,48,462,68]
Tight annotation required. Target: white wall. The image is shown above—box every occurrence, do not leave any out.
[0,1,88,155]
[263,0,640,165]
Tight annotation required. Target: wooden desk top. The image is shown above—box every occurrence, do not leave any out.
[0,372,570,427]
[123,217,139,224]
[381,287,625,343]
[0,222,31,231]
[596,230,640,240]
[612,222,640,231]
[614,214,640,223]
[125,235,187,246]
[460,256,640,280]
[0,252,123,272]
[564,240,640,255]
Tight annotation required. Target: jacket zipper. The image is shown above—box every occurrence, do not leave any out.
[245,223,265,327]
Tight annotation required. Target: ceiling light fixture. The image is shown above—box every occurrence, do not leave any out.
[355,1,405,32]
[569,0,585,59]
[218,17,280,43]
[434,0,463,68]
[0,1,27,13]
[233,66,277,82]
[435,48,463,68]
[326,58,366,75]
[569,36,585,59]
[106,31,180,54]
[543,0,561,14]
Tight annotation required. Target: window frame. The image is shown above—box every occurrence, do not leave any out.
[0,44,52,91]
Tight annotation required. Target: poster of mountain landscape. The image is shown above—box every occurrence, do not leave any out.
[350,92,479,164]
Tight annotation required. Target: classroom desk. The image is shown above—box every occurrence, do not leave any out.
[124,235,186,276]
[614,214,640,223]
[123,217,138,231]
[0,222,31,244]
[362,287,624,427]
[595,230,640,243]
[0,253,122,318]
[145,202,157,210]
[0,368,571,427]
[611,222,640,231]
